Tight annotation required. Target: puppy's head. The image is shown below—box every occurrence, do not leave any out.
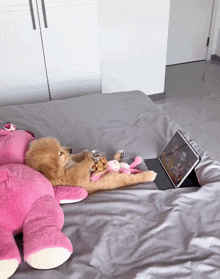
[25,137,72,181]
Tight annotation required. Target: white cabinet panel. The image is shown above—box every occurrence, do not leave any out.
[0,1,29,9]
[0,2,49,107]
[99,0,170,95]
[37,0,101,99]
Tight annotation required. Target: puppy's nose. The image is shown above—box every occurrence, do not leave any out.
[69,148,72,154]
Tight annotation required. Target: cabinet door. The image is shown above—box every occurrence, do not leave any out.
[0,2,49,107]
[37,0,101,100]
[99,0,170,95]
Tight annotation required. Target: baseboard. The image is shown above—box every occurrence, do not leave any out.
[211,54,220,63]
[148,92,166,101]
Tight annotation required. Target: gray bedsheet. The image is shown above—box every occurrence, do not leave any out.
[1,91,220,279]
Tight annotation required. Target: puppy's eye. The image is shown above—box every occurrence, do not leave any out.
[59,151,64,156]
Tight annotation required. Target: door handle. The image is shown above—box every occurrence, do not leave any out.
[41,0,48,28]
[29,0,36,30]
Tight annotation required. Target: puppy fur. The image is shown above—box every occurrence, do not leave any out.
[25,137,156,194]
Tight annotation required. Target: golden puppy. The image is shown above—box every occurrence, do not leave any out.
[25,137,157,194]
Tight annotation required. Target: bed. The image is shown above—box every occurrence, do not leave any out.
[1,90,220,278]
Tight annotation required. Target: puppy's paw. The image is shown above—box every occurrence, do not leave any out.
[113,150,124,162]
[148,171,157,181]
[85,151,93,161]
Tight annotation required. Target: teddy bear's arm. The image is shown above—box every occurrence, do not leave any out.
[53,186,88,204]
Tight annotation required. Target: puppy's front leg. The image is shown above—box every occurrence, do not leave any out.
[65,151,94,184]
[77,151,94,171]
[71,150,90,163]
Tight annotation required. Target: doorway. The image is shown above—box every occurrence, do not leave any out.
[166,0,214,65]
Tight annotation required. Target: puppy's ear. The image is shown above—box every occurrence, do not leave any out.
[38,162,56,181]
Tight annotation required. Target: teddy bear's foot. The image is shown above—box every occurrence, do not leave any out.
[0,259,19,279]
[27,247,71,269]
[130,156,142,168]
[53,186,88,204]
[23,195,73,270]
[0,226,21,279]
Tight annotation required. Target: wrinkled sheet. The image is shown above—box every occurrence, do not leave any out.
[1,90,220,279]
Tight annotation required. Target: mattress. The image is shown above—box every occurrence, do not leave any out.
[1,90,220,278]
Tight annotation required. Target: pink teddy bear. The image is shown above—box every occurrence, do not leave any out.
[91,155,143,182]
[0,124,88,279]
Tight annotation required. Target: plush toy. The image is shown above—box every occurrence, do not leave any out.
[91,155,143,183]
[0,124,88,279]
[91,149,125,174]
[108,156,143,174]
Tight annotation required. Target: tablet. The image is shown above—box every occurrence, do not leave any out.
[158,130,200,188]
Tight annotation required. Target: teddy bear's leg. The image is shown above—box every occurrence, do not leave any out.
[0,226,21,279]
[129,156,142,169]
[23,195,73,269]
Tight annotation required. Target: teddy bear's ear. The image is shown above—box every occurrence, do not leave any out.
[3,123,16,131]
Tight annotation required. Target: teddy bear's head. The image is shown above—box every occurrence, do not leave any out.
[0,123,35,165]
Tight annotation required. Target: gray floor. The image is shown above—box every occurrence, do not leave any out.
[154,60,220,162]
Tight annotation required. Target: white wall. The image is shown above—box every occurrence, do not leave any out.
[98,0,171,95]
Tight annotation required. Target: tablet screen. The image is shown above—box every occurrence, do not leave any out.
[158,130,200,187]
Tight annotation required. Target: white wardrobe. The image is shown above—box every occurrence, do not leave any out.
[0,0,170,107]
[0,0,101,106]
